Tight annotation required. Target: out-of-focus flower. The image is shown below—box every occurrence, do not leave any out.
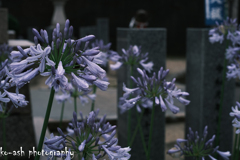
[167,126,231,160]
[209,17,238,44]
[119,67,190,114]
[230,101,240,134]
[110,45,153,72]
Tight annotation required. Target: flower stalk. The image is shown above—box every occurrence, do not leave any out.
[35,87,55,160]
[90,85,97,111]
[147,100,156,160]
[129,108,148,158]
[127,65,133,145]
[59,102,65,129]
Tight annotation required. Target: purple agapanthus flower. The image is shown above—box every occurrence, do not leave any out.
[7,19,109,93]
[167,126,231,160]
[44,110,131,160]
[0,48,28,115]
[209,17,238,44]
[110,45,153,72]
[119,67,190,114]
[230,101,240,134]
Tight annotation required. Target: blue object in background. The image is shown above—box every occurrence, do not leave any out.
[205,0,225,26]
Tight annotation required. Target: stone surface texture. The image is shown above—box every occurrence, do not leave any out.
[0,8,8,44]
[185,28,235,154]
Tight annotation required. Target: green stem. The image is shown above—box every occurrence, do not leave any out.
[59,102,65,129]
[216,58,227,146]
[147,100,156,160]
[236,136,240,160]
[2,117,7,160]
[215,39,229,156]
[35,87,55,160]
[74,89,77,113]
[129,108,148,158]
[91,85,97,111]
[127,65,133,145]
[233,133,238,160]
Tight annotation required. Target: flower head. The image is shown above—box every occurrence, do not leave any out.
[119,67,190,114]
[44,110,131,160]
[230,101,240,134]
[110,45,153,72]
[8,19,108,92]
[209,17,238,44]
[167,126,231,160]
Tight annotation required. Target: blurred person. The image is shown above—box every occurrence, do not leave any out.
[129,9,149,28]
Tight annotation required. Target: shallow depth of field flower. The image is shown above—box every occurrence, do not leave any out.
[230,101,240,134]
[167,126,231,160]
[110,45,153,72]
[119,67,190,114]
[44,109,131,160]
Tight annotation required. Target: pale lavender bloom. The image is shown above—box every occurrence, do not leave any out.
[45,110,130,159]
[110,45,154,72]
[4,90,28,108]
[216,151,231,160]
[27,44,54,72]
[119,67,190,114]
[44,133,66,159]
[82,56,106,79]
[93,79,110,91]
[167,126,231,160]
[209,17,238,44]
[102,145,131,160]
[226,64,240,80]
[55,93,71,103]
[209,33,224,44]
[71,72,89,91]
[225,46,240,62]
[41,61,68,92]
[230,101,240,134]
[9,19,108,93]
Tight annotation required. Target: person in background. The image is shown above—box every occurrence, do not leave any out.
[129,9,149,28]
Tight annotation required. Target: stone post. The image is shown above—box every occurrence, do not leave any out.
[185,28,234,154]
[0,8,8,44]
[117,28,167,160]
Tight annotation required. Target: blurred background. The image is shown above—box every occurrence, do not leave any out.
[0,0,239,159]
[2,0,239,57]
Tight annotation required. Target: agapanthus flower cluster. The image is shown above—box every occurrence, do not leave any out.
[208,18,240,80]
[44,110,131,160]
[229,101,240,134]
[6,19,109,94]
[209,17,238,44]
[119,67,190,114]
[167,126,231,160]
[110,45,153,72]
[0,44,28,116]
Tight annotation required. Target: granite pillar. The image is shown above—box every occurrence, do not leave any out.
[185,28,234,154]
[0,8,8,44]
[97,18,109,43]
[79,18,109,42]
[117,28,167,160]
